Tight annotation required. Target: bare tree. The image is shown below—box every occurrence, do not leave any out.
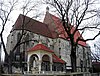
[0,0,41,73]
[0,0,18,62]
[46,0,100,72]
[0,42,1,75]
[91,39,100,61]
[0,0,18,73]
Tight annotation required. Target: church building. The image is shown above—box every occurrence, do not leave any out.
[6,8,92,74]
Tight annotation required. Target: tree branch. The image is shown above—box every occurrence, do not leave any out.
[78,31,100,42]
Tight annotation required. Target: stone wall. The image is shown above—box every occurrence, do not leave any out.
[6,30,92,72]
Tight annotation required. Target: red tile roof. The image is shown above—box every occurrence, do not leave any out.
[44,12,86,46]
[28,44,54,53]
[53,54,65,64]
[12,12,86,46]
[12,14,57,38]
[28,43,65,64]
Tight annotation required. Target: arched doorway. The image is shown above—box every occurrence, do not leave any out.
[41,55,50,71]
[29,54,39,71]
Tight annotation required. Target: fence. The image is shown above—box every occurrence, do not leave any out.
[91,73,100,76]
[1,72,92,76]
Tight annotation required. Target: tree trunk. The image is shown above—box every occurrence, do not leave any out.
[0,43,1,75]
[8,52,12,74]
[70,45,77,72]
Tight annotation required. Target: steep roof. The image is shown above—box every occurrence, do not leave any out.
[12,12,86,46]
[28,44,54,53]
[53,54,65,64]
[12,14,58,38]
[43,12,86,46]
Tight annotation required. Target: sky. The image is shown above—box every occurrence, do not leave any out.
[1,0,100,60]
[0,0,51,60]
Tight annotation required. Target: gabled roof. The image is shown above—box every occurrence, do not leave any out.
[53,54,65,64]
[12,12,86,46]
[43,12,86,46]
[28,43,65,64]
[12,14,57,38]
[28,44,54,53]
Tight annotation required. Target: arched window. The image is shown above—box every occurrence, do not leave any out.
[42,55,50,62]
[42,55,50,71]
[29,54,39,71]
[32,56,38,68]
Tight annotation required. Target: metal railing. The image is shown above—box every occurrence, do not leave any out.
[1,72,92,76]
[91,73,100,76]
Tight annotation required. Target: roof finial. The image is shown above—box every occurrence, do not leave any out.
[46,6,49,12]
[39,39,42,44]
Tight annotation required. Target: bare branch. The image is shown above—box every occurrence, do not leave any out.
[78,24,100,30]
[83,13,97,20]
[47,0,100,72]
[78,31,100,42]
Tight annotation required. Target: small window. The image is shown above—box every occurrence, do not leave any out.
[54,66,56,71]
[61,67,63,71]
[50,45,54,50]
[16,55,20,61]
[59,40,60,43]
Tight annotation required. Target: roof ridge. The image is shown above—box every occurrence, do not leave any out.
[19,14,46,25]
[13,13,54,38]
[28,43,54,53]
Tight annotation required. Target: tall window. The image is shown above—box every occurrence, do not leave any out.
[15,33,21,63]
[23,35,29,51]
[25,34,29,45]
[16,33,21,53]
[59,47,61,58]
